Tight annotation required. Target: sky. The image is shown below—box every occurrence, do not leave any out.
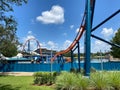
[10,0,120,53]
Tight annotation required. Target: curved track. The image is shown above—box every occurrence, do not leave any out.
[51,15,86,61]
[22,38,42,55]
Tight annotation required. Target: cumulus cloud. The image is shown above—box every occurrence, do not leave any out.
[91,40,111,53]
[62,40,72,50]
[36,5,64,24]
[70,25,74,29]
[101,28,113,38]
[47,41,58,50]
[28,31,32,35]
[80,44,84,53]
[23,31,35,42]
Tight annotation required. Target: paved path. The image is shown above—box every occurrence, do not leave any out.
[0,72,34,76]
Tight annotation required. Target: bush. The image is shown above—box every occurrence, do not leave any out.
[55,71,76,90]
[55,71,90,90]
[108,72,120,90]
[33,71,120,90]
[33,72,59,85]
[75,74,89,90]
[90,72,110,90]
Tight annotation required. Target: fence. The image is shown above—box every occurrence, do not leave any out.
[0,62,120,72]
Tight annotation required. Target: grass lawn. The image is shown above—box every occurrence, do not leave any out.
[0,75,54,90]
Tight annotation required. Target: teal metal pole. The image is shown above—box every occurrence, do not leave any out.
[28,40,30,53]
[77,42,81,72]
[71,50,73,69]
[84,0,91,76]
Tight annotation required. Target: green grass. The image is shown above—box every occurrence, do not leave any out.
[0,75,54,90]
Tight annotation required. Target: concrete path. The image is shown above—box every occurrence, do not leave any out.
[0,72,34,76]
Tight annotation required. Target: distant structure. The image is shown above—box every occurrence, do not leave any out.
[22,38,42,55]
[35,48,56,56]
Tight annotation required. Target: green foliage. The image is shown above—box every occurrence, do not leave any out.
[33,72,58,85]
[55,72,76,90]
[111,28,120,58]
[0,0,27,57]
[63,52,71,57]
[75,74,89,90]
[108,72,120,90]
[0,39,18,57]
[90,72,110,90]
[55,72,89,90]
[0,0,27,12]
[0,72,120,90]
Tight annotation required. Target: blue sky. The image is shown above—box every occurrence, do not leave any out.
[10,0,120,53]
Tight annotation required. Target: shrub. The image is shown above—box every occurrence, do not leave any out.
[55,72,76,90]
[33,72,58,85]
[90,72,110,90]
[75,74,89,90]
[55,71,90,90]
[108,72,120,90]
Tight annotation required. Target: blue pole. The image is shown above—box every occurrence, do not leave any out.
[77,42,81,72]
[84,0,91,76]
[28,40,30,53]
[71,50,73,69]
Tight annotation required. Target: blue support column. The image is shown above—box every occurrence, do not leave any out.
[28,40,30,53]
[71,50,73,69]
[84,0,91,76]
[77,42,81,72]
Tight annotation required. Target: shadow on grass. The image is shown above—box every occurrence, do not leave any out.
[0,75,9,77]
[0,84,20,90]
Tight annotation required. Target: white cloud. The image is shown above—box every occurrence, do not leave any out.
[28,31,32,35]
[40,42,47,48]
[101,28,113,38]
[80,45,84,53]
[36,5,64,24]
[91,40,111,53]
[70,25,74,29]
[76,28,79,33]
[75,28,82,33]
[62,40,72,50]
[22,31,35,43]
[47,41,58,50]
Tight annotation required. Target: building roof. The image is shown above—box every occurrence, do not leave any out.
[6,57,31,61]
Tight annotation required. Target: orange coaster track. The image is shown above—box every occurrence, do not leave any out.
[51,14,86,62]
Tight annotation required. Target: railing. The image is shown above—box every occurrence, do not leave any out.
[0,62,120,72]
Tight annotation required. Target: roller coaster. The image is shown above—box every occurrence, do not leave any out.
[51,0,120,76]
[21,0,120,76]
[22,38,42,55]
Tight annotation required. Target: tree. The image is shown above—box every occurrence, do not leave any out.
[0,0,27,57]
[111,28,120,58]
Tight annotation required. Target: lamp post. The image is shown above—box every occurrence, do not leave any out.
[100,50,103,71]
[50,49,53,72]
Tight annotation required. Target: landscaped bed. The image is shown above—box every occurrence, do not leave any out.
[0,71,120,90]
[33,71,120,90]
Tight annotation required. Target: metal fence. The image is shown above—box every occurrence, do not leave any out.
[0,62,120,72]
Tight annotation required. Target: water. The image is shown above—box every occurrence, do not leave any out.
[75,59,109,63]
